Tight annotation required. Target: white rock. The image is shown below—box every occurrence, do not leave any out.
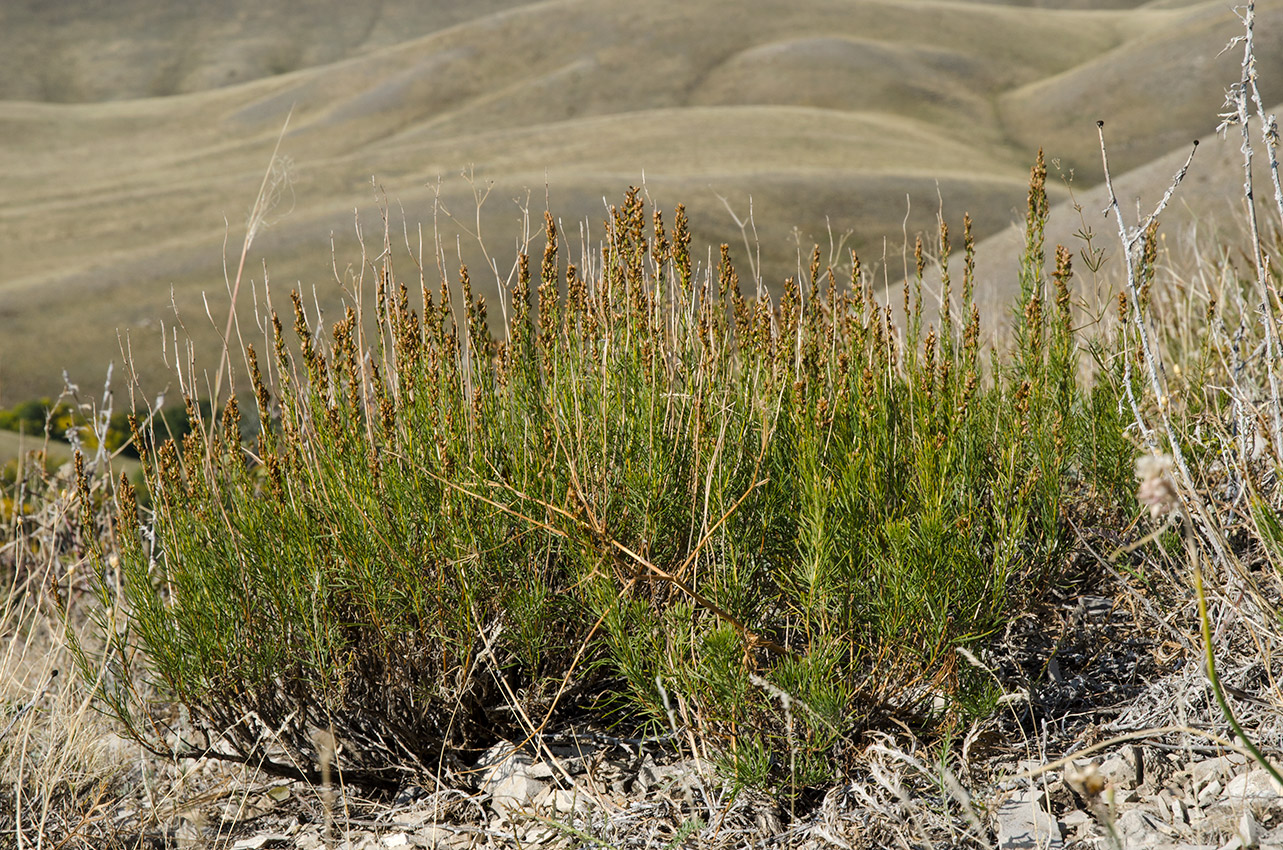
[526,761,557,780]
[232,837,286,850]
[394,805,436,828]
[1015,760,1046,779]
[1100,754,1137,789]
[1224,770,1283,802]
[381,834,410,849]
[1117,808,1165,849]
[996,788,1063,850]
[292,830,324,850]
[521,824,557,844]
[491,772,550,818]
[1239,810,1260,848]
[1192,755,1248,787]
[475,741,534,789]
[1199,778,1224,808]
[552,788,595,815]
[474,740,555,818]
[1059,809,1092,830]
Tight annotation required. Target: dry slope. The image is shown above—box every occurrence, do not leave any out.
[0,0,1273,404]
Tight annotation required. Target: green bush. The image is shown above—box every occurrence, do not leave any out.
[77,155,1131,791]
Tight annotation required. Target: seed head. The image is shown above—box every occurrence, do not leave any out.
[1135,453,1179,519]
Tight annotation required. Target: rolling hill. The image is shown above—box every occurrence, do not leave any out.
[0,0,1277,405]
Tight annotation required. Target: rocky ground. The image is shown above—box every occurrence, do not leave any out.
[71,710,1283,850]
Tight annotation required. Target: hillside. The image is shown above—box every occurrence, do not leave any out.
[0,0,1277,404]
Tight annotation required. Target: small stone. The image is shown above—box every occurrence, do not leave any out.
[1059,809,1092,830]
[1100,754,1137,790]
[395,805,435,828]
[1199,779,1223,807]
[476,742,533,789]
[996,788,1063,849]
[526,762,557,780]
[1192,755,1248,787]
[292,830,324,850]
[1225,770,1283,802]
[491,772,550,818]
[552,788,594,815]
[1016,759,1045,778]
[1116,808,1164,849]
[1239,810,1260,848]
[1137,799,1177,837]
[382,834,411,849]
[232,836,291,850]
[521,824,557,844]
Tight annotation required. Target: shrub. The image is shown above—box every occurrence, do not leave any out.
[73,160,1131,791]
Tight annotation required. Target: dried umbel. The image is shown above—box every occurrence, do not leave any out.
[1135,453,1180,519]
[1064,759,1105,799]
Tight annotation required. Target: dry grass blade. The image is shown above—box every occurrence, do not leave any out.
[210,109,294,422]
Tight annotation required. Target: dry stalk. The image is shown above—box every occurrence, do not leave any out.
[210,110,294,425]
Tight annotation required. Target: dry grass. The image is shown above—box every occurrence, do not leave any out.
[0,591,124,847]
[0,450,131,848]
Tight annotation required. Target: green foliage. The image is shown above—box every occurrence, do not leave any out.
[75,168,1130,791]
